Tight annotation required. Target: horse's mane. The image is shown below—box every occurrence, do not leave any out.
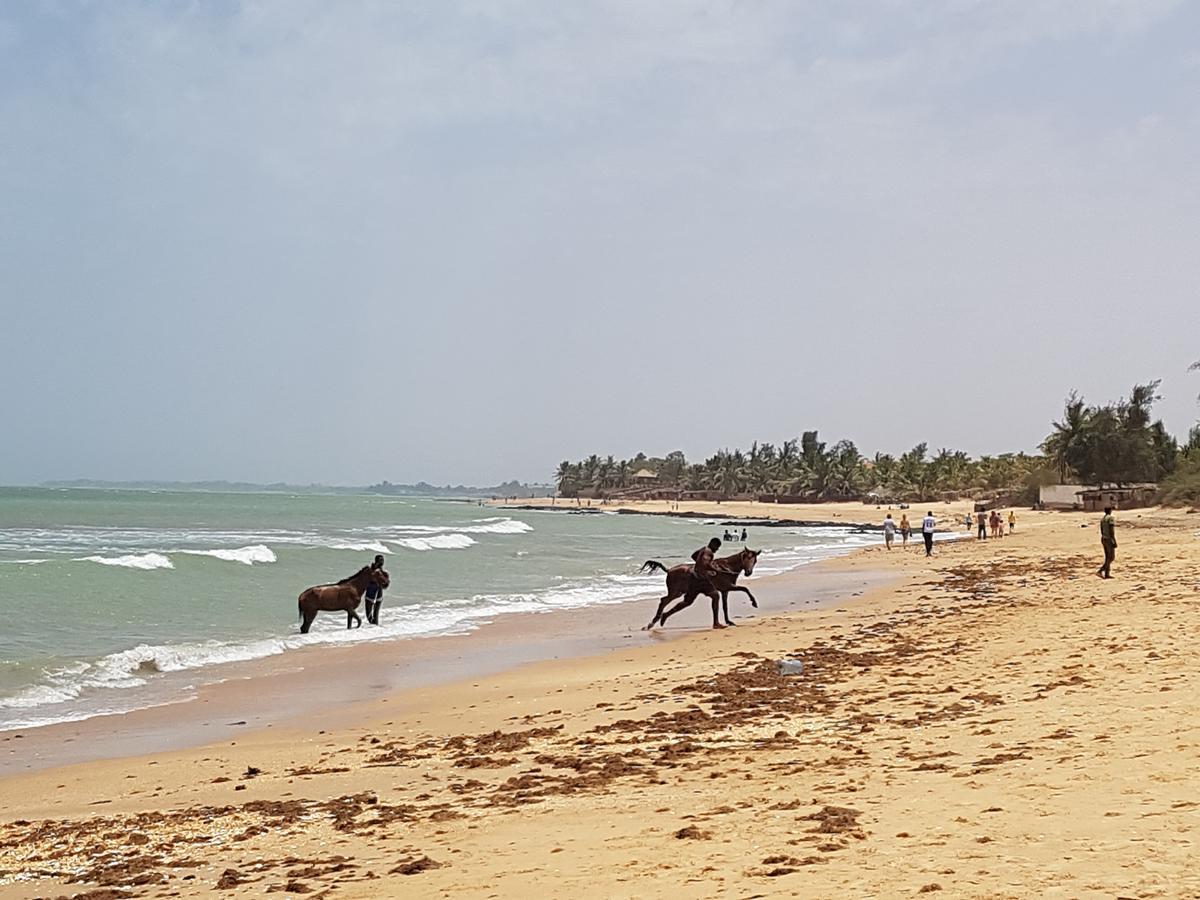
[337,566,372,585]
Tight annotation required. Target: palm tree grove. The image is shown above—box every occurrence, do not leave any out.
[556,382,1200,506]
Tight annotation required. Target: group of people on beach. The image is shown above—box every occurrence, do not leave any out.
[879,503,1120,582]
[882,508,1021,557]
[970,508,1016,539]
[881,511,937,556]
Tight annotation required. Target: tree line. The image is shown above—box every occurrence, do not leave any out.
[556,381,1200,504]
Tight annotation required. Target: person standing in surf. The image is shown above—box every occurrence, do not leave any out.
[365,554,388,624]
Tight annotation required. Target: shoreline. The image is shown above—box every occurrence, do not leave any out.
[494,495,983,532]
[4,506,1197,896]
[0,556,894,776]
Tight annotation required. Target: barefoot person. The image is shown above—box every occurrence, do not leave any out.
[900,513,911,546]
[1098,507,1117,579]
[365,554,388,624]
[882,513,896,550]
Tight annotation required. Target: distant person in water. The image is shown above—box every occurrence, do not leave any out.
[740,528,748,542]
[1098,506,1117,578]
[365,554,388,625]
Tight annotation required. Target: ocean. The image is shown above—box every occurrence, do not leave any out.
[0,487,877,731]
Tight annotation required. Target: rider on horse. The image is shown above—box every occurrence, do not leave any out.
[691,537,725,592]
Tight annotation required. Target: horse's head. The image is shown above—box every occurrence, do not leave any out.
[371,567,390,590]
[739,548,761,576]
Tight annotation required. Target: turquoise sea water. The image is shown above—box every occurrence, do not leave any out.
[0,488,877,730]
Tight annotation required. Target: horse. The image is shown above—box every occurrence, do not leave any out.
[297,566,390,634]
[639,548,761,630]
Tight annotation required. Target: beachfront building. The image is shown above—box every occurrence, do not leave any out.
[1077,484,1158,512]
[1038,483,1158,511]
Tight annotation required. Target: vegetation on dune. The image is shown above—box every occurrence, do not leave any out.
[1040,381,1176,486]
[556,437,1051,504]
[557,381,1194,505]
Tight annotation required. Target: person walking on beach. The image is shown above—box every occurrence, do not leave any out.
[921,511,936,557]
[882,513,896,550]
[1008,510,1016,534]
[976,509,987,540]
[899,513,911,546]
[1098,507,1117,578]
[364,554,388,625]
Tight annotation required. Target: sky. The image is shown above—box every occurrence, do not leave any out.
[2,0,1199,486]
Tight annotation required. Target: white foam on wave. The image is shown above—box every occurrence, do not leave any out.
[181,545,277,565]
[0,558,50,565]
[77,553,174,570]
[325,541,392,554]
[462,519,533,535]
[394,533,476,551]
[382,518,532,538]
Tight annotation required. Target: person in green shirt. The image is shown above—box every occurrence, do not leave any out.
[1097,507,1116,579]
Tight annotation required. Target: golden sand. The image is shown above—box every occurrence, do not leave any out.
[1,504,1197,898]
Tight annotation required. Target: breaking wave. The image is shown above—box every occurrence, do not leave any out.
[393,533,476,551]
[77,553,174,570]
[181,545,277,565]
[325,541,391,554]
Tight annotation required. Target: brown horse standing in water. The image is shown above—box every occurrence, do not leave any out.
[297,566,390,634]
[640,548,761,630]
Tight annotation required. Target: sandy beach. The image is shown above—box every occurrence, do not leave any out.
[2,502,1198,898]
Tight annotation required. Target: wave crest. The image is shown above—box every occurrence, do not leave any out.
[181,545,277,565]
[394,533,476,551]
[77,553,173,570]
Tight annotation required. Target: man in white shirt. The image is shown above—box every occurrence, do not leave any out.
[882,513,896,550]
[921,512,936,557]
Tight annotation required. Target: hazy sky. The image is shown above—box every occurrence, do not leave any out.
[3,1,1199,485]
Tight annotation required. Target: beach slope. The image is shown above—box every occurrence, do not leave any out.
[2,507,1198,897]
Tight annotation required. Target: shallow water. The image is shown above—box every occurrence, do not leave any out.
[0,487,878,729]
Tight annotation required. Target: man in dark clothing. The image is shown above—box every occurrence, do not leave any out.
[691,537,722,593]
[1097,507,1117,578]
[365,554,388,624]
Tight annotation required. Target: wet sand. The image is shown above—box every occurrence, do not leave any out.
[0,558,893,775]
[2,504,1198,898]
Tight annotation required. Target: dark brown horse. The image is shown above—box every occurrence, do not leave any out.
[297,566,390,634]
[640,548,761,630]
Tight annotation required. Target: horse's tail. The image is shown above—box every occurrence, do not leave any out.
[298,593,304,623]
[640,560,669,575]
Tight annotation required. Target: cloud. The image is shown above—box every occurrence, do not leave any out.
[1,1,1198,482]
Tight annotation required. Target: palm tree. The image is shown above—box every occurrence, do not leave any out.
[555,460,573,494]
[1041,392,1088,481]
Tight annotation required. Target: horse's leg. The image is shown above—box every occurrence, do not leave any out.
[300,610,314,634]
[724,585,758,609]
[348,608,361,629]
[644,590,680,630]
[658,589,699,626]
